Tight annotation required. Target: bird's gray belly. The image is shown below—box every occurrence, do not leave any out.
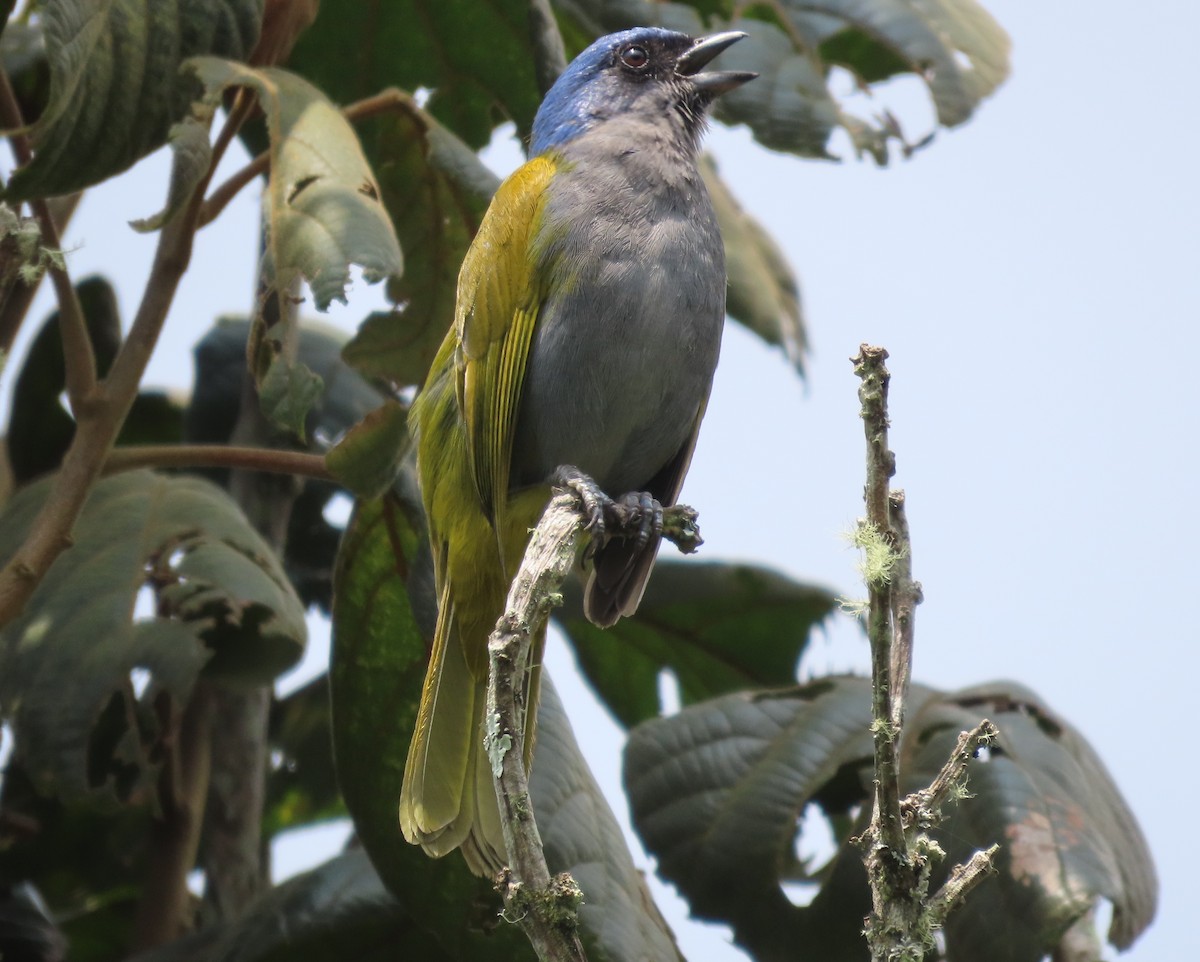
[510,217,724,495]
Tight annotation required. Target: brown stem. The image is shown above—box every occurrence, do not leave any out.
[0,98,243,628]
[887,492,922,734]
[132,685,215,950]
[0,66,96,406]
[199,286,302,920]
[103,444,332,481]
[198,88,419,228]
[853,344,906,862]
[905,722,998,825]
[0,192,82,357]
[851,346,994,960]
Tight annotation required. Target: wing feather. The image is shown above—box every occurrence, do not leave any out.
[455,156,557,529]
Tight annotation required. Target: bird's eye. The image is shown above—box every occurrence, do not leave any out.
[620,44,650,69]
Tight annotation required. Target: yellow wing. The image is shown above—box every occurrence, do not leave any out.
[454,155,558,530]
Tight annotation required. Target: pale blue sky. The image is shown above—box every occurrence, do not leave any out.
[5,1,1194,958]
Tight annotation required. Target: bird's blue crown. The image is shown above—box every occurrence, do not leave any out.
[530,27,687,155]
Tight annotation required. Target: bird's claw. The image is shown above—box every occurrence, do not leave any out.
[617,491,663,550]
[552,466,663,557]
[552,466,615,550]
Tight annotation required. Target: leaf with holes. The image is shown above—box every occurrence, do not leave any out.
[558,561,838,728]
[559,0,1011,161]
[187,57,403,310]
[624,677,1156,961]
[0,471,306,802]
[904,682,1158,960]
[3,0,263,201]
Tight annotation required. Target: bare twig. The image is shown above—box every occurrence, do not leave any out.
[854,345,906,862]
[484,487,702,961]
[903,721,999,829]
[927,844,1000,928]
[103,443,332,480]
[850,345,998,961]
[887,492,921,733]
[0,66,97,406]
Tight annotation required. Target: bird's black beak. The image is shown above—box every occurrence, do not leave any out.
[676,31,757,95]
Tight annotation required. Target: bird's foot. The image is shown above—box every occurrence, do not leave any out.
[551,466,662,557]
[616,490,663,551]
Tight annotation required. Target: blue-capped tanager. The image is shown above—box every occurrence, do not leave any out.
[399,27,755,874]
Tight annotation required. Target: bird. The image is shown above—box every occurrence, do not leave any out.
[399,26,755,875]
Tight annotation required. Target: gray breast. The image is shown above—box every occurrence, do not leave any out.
[510,124,726,495]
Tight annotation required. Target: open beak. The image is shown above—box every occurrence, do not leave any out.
[676,31,757,95]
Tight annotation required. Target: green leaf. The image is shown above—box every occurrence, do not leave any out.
[624,676,889,960]
[624,677,1157,962]
[130,113,219,232]
[286,0,542,149]
[0,762,146,960]
[341,97,499,388]
[330,494,684,961]
[0,471,306,801]
[259,353,324,442]
[6,276,121,483]
[532,678,686,962]
[184,316,387,611]
[906,683,1158,959]
[559,561,838,728]
[324,399,410,499]
[125,850,454,962]
[702,155,807,375]
[559,0,1011,160]
[265,676,344,837]
[185,316,386,450]
[187,58,403,309]
[329,494,534,960]
[4,0,264,201]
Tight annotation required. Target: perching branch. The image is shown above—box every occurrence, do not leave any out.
[850,344,997,961]
[103,444,333,481]
[483,484,701,962]
[0,101,245,629]
[0,66,97,407]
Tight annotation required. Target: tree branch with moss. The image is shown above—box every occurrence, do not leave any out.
[850,344,998,961]
[484,486,701,962]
